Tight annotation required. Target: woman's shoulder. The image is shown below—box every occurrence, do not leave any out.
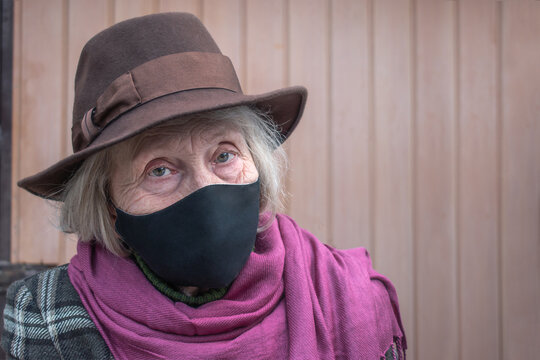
[274,213,373,270]
[274,214,407,358]
[7,264,75,302]
[2,265,113,359]
[4,265,92,330]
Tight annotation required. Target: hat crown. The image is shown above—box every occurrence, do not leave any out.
[73,12,221,128]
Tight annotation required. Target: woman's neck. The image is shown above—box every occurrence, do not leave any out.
[179,286,203,297]
[132,252,228,306]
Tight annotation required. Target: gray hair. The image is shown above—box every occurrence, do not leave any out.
[60,106,288,256]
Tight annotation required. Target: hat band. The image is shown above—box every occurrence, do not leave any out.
[73,52,242,151]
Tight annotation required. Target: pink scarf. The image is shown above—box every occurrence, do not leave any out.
[68,214,406,359]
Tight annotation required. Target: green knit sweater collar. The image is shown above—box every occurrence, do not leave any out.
[132,253,227,307]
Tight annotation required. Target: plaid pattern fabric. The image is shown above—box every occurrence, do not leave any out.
[384,338,403,360]
[1,264,400,359]
[1,265,113,359]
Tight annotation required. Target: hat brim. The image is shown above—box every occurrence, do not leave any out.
[18,86,307,200]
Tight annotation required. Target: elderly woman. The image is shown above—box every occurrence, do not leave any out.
[2,13,405,360]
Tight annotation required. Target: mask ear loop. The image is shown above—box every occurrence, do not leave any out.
[106,197,117,222]
[105,192,133,255]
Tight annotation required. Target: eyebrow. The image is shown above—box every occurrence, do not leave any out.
[132,128,245,161]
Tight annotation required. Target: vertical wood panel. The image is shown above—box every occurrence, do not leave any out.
[158,0,201,17]
[245,0,285,94]
[202,0,245,88]
[10,0,21,262]
[372,0,415,355]
[10,2,540,357]
[458,1,500,358]
[287,0,330,242]
[114,0,157,23]
[415,1,457,358]
[14,0,66,263]
[330,0,370,250]
[501,1,540,357]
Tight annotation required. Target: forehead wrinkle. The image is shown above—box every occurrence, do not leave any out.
[132,132,185,160]
[151,121,244,154]
[113,120,246,177]
[128,120,221,158]
[183,120,240,145]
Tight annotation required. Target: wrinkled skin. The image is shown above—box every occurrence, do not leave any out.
[109,122,259,295]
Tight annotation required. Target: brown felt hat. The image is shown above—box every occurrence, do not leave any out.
[18,12,307,200]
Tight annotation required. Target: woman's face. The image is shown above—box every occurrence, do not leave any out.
[110,122,259,215]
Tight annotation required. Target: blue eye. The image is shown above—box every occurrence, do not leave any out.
[215,152,234,163]
[149,167,171,177]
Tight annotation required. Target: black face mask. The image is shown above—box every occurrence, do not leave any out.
[114,180,260,288]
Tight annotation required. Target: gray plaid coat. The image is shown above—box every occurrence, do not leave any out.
[1,265,113,359]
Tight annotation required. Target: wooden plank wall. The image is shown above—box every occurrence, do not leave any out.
[10,0,540,358]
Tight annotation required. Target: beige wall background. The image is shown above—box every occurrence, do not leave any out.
[10,0,540,358]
